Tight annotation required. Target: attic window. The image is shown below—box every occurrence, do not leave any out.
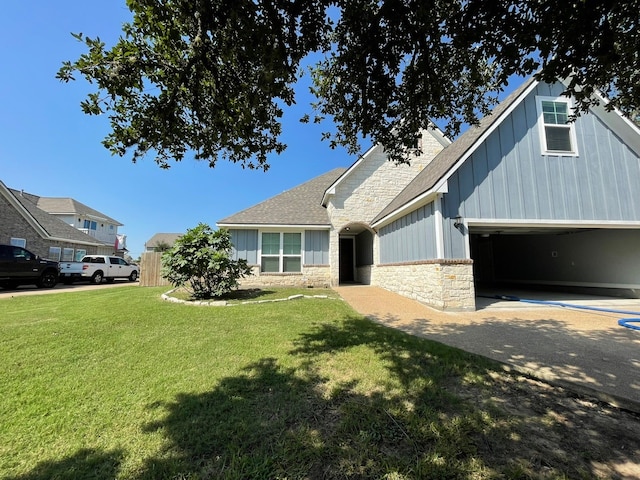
[536,96,578,156]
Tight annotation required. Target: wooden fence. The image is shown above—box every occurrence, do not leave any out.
[140,251,171,287]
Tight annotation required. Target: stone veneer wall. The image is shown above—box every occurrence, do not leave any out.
[371,260,476,311]
[239,265,331,288]
[326,132,446,285]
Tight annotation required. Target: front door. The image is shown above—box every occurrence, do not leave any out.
[339,237,354,283]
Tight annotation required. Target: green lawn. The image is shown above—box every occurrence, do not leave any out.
[0,286,634,479]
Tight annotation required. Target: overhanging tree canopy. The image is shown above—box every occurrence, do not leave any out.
[58,0,640,168]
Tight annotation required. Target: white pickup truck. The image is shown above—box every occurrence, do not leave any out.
[59,255,139,284]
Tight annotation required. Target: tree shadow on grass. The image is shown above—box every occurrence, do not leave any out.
[132,339,502,479]
[134,315,639,478]
[5,448,124,480]
[10,316,638,479]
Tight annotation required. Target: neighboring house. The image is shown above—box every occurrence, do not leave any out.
[218,78,640,310]
[0,181,109,260]
[35,196,125,253]
[145,233,183,252]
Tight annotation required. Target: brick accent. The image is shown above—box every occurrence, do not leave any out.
[0,193,101,258]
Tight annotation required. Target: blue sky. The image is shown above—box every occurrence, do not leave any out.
[0,1,357,258]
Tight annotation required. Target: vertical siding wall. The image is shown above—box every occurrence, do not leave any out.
[443,82,640,224]
[304,230,329,265]
[230,229,258,264]
[229,229,330,266]
[379,203,437,263]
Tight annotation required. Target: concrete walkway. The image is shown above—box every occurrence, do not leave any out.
[333,285,640,413]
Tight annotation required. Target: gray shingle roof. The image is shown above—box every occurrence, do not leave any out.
[37,197,122,225]
[372,77,537,224]
[218,168,347,226]
[146,233,183,248]
[7,188,105,245]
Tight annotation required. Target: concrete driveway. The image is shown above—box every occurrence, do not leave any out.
[334,285,640,413]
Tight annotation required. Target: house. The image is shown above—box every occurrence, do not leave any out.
[218,78,640,310]
[0,181,124,261]
[36,196,125,253]
[145,233,183,252]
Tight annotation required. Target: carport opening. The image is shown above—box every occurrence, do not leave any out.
[469,227,640,299]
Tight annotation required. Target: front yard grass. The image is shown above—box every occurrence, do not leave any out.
[1,286,638,479]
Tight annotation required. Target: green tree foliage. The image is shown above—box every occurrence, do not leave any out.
[58,0,639,167]
[153,240,172,252]
[161,224,252,299]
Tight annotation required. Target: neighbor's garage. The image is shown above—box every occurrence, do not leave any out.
[469,226,640,298]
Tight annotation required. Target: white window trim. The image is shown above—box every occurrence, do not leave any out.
[62,248,75,262]
[10,238,26,248]
[258,230,304,273]
[536,95,579,157]
[49,246,62,261]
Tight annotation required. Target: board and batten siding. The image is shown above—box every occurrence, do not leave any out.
[304,230,329,265]
[440,81,640,258]
[230,229,258,264]
[379,203,437,264]
[230,229,329,266]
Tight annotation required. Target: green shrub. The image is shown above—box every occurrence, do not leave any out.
[161,224,252,299]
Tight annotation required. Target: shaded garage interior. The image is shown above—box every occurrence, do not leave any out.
[469,227,640,299]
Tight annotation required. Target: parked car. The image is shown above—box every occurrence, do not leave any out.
[59,255,139,284]
[0,244,59,289]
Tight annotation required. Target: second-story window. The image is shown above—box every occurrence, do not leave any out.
[83,220,97,231]
[536,96,578,156]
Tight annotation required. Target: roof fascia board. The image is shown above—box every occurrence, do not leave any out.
[431,79,540,193]
[321,143,382,206]
[217,223,330,230]
[83,213,123,225]
[47,236,105,247]
[466,218,640,229]
[372,190,440,228]
[0,181,50,238]
[569,80,640,157]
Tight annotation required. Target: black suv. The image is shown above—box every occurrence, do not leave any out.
[0,244,59,289]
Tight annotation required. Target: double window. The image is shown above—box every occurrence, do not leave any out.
[536,96,578,155]
[260,232,302,273]
[83,220,97,231]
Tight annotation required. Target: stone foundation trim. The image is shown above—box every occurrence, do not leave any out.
[372,260,476,311]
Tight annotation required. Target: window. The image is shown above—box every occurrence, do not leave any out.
[83,220,97,231]
[48,247,61,261]
[62,248,74,262]
[536,96,578,155]
[10,238,26,248]
[260,232,302,273]
[74,249,86,261]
